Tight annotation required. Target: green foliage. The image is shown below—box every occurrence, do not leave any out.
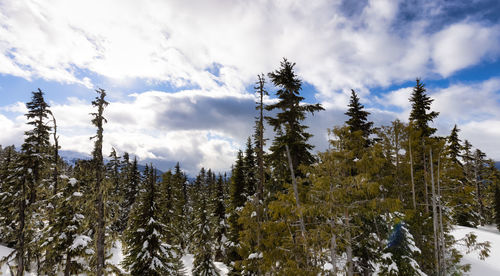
[122,165,184,275]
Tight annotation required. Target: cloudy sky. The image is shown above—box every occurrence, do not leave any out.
[1,0,500,174]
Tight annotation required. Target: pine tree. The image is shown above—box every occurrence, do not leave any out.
[16,88,53,275]
[243,137,257,197]
[90,88,109,276]
[122,165,184,275]
[213,174,227,262]
[41,176,90,275]
[345,89,373,143]
[190,168,220,276]
[266,58,324,177]
[226,151,246,272]
[253,73,268,203]
[107,148,122,233]
[409,79,439,138]
[0,146,20,247]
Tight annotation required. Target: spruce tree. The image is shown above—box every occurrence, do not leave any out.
[345,89,373,143]
[226,151,246,273]
[17,88,53,275]
[90,88,108,276]
[266,58,324,176]
[243,137,257,197]
[122,165,184,275]
[409,79,439,138]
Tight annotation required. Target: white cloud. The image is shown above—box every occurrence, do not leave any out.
[1,0,498,96]
[432,23,500,77]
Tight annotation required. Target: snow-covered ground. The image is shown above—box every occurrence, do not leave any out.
[0,241,229,275]
[0,226,497,275]
[451,225,500,275]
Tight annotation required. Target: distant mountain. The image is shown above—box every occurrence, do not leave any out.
[496,162,500,170]
[60,150,164,175]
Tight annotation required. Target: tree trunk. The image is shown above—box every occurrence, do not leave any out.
[430,149,440,274]
[64,250,71,276]
[285,144,306,239]
[409,136,416,210]
[423,140,429,213]
[17,178,26,276]
[345,208,353,276]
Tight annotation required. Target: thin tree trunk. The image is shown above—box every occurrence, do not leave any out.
[64,250,71,276]
[17,179,26,276]
[50,112,59,196]
[437,154,445,274]
[423,140,429,213]
[285,144,306,239]
[430,149,440,274]
[329,220,337,275]
[409,136,416,210]
[345,208,353,276]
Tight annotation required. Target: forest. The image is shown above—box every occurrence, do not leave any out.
[0,58,499,275]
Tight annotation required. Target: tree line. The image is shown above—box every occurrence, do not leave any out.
[0,58,499,275]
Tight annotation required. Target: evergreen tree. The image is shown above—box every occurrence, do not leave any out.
[122,165,184,275]
[213,174,227,262]
[345,89,373,143]
[41,176,90,275]
[192,192,220,276]
[226,151,246,273]
[16,89,53,275]
[265,58,324,176]
[90,88,109,276]
[409,79,439,138]
[243,137,257,197]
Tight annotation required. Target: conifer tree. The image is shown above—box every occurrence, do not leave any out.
[213,174,227,262]
[122,165,184,275]
[90,88,108,276]
[253,73,268,202]
[192,191,220,276]
[226,151,246,273]
[266,58,324,176]
[41,176,90,275]
[243,137,257,197]
[15,88,53,275]
[345,89,373,143]
[409,79,439,138]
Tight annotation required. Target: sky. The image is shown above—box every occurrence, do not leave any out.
[1,0,500,175]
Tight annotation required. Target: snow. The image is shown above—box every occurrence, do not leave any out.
[181,254,229,276]
[1,225,496,275]
[451,225,500,275]
[72,192,83,197]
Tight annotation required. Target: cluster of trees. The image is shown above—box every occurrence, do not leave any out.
[0,58,499,275]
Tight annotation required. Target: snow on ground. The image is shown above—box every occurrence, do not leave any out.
[451,225,500,275]
[0,226,496,275]
[181,254,228,276]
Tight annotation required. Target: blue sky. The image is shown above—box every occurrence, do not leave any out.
[1,0,500,174]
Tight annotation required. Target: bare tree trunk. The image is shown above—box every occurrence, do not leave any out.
[330,221,337,275]
[430,149,440,274]
[474,152,484,226]
[17,180,26,276]
[50,112,59,196]
[437,154,445,274]
[409,136,416,210]
[345,208,353,276]
[423,140,429,213]
[285,144,306,239]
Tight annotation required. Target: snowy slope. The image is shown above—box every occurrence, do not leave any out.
[451,225,500,275]
[0,226,497,275]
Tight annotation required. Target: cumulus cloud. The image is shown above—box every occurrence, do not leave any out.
[1,0,499,96]
[1,0,500,170]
